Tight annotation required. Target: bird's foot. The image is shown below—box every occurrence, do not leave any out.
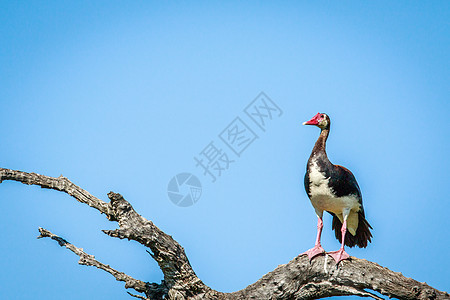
[327,248,350,264]
[302,244,325,261]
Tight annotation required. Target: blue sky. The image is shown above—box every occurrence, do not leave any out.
[0,1,448,299]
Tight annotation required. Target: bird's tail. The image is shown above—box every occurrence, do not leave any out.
[331,210,373,248]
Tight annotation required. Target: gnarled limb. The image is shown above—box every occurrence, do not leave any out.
[37,227,151,297]
[102,192,206,297]
[1,167,448,300]
[0,168,115,219]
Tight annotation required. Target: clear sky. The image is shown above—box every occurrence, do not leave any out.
[0,1,448,299]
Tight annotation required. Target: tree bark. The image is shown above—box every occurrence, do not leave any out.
[0,168,448,300]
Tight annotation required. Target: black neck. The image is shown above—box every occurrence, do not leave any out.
[311,128,329,157]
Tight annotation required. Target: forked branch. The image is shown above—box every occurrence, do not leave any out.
[1,167,448,300]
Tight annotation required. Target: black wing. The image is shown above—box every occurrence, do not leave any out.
[328,165,362,200]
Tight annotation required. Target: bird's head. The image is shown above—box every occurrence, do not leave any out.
[303,112,330,130]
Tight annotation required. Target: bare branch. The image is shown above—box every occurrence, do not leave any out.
[0,168,115,219]
[37,227,148,295]
[102,192,203,290]
[2,167,449,299]
[0,168,200,294]
[127,291,149,300]
[225,254,449,300]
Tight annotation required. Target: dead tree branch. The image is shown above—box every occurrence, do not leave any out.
[1,167,448,300]
[37,227,149,296]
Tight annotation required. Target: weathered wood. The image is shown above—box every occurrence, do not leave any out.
[37,227,149,294]
[1,167,448,300]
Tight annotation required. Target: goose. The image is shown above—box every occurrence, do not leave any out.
[302,112,372,264]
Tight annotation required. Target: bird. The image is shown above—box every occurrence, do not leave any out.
[302,112,372,264]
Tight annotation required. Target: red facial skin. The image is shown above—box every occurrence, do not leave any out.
[303,113,322,125]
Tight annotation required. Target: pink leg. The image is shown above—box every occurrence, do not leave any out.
[328,219,350,264]
[302,217,325,260]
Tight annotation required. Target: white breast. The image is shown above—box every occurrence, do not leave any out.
[309,159,334,198]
